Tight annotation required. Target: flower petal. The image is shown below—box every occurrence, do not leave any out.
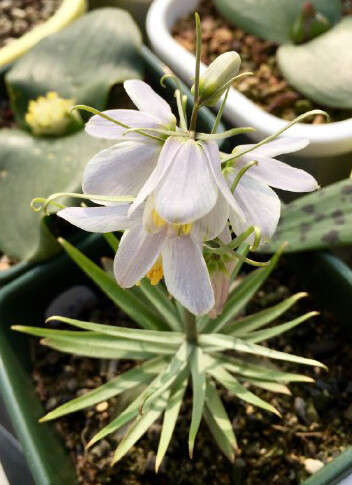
[202,140,245,221]
[128,136,185,215]
[240,137,309,158]
[162,234,214,315]
[114,224,167,288]
[229,175,281,245]
[82,141,160,201]
[154,139,218,224]
[58,204,137,233]
[191,194,229,242]
[238,154,319,192]
[124,80,176,126]
[85,109,163,140]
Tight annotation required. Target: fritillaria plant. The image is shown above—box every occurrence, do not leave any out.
[16,14,327,469]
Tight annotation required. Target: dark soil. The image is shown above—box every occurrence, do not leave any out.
[31,259,352,485]
[0,0,63,49]
[172,0,352,124]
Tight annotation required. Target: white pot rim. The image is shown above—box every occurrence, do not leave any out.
[147,0,352,158]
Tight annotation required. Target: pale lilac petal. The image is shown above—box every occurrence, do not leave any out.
[191,194,228,242]
[58,204,135,233]
[202,140,245,221]
[85,109,163,140]
[238,154,319,192]
[114,224,167,288]
[82,141,160,201]
[154,140,218,224]
[228,175,281,245]
[128,136,185,215]
[209,261,235,318]
[124,80,176,126]
[239,137,309,158]
[161,234,214,315]
[218,223,232,244]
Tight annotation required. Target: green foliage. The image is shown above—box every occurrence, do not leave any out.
[261,179,352,253]
[278,16,352,109]
[6,8,143,129]
[13,241,323,468]
[214,0,341,44]
[0,130,112,262]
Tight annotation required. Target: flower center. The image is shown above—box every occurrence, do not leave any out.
[152,209,192,235]
[146,259,164,286]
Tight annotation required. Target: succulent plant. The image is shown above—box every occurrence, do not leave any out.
[0,9,143,263]
[215,0,352,109]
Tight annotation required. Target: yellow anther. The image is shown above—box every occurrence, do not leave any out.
[146,259,164,286]
[25,91,81,136]
[152,209,166,228]
[172,222,193,235]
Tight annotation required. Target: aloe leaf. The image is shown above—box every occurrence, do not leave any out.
[261,179,352,253]
[140,342,191,413]
[40,356,168,422]
[206,359,281,416]
[201,247,282,334]
[243,312,318,344]
[139,279,183,332]
[222,292,307,336]
[6,8,143,127]
[189,346,206,458]
[112,391,169,465]
[215,0,341,44]
[155,368,189,472]
[0,130,113,262]
[59,238,168,331]
[278,17,352,109]
[46,316,184,345]
[200,334,326,368]
[246,379,291,395]
[216,354,314,383]
[204,379,237,462]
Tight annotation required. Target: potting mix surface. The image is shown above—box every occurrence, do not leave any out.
[31,259,352,485]
[172,0,352,124]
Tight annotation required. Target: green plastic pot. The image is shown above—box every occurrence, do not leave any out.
[0,46,224,288]
[1,233,352,484]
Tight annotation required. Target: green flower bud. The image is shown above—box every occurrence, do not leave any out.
[195,51,241,107]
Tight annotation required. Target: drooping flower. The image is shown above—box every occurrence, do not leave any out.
[219,138,319,245]
[58,195,230,315]
[82,80,177,198]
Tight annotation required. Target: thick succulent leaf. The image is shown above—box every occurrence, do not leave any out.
[217,354,314,383]
[206,359,280,416]
[139,279,183,332]
[189,346,207,458]
[278,17,352,109]
[243,312,318,343]
[199,334,325,368]
[201,247,282,333]
[204,379,237,462]
[155,368,189,472]
[261,179,352,253]
[60,238,168,331]
[0,129,112,262]
[40,356,167,422]
[112,391,169,465]
[215,0,341,44]
[47,316,184,345]
[6,8,143,127]
[246,379,291,395]
[222,292,307,336]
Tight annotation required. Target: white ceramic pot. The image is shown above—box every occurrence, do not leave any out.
[147,0,352,158]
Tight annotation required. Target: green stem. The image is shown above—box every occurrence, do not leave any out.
[184,309,198,343]
[189,12,202,134]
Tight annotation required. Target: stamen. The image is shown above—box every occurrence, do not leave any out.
[152,210,166,228]
[146,259,164,286]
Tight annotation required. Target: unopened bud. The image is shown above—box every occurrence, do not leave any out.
[195,51,241,106]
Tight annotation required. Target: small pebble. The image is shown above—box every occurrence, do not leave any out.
[95,401,108,413]
[303,458,324,474]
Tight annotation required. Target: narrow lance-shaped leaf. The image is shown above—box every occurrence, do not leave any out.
[155,368,189,472]
[189,346,207,458]
[245,379,291,395]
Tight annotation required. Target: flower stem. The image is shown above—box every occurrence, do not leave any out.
[184,309,198,343]
[189,12,202,134]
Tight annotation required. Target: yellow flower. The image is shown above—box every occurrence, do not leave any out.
[25,91,82,136]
